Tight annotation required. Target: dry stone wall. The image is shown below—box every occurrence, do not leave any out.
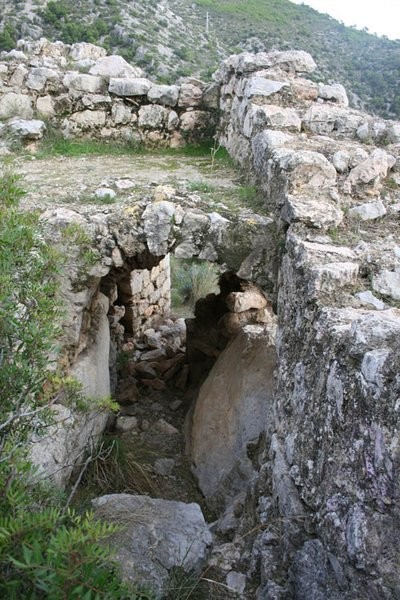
[0,38,219,148]
[211,51,400,598]
[118,255,171,335]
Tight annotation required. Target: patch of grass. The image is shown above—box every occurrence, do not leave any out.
[79,435,159,500]
[165,566,237,600]
[36,136,143,158]
[80,193,117,205]
[188,180,217,193]
[171,257,220,312]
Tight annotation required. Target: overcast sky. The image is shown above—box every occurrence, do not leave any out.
[290,0,400,40]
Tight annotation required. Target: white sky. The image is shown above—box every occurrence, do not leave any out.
[290,0,400,40]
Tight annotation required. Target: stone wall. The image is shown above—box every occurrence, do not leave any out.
[210,50,400,598]
[0,39,219,147]
[119,255,171,336]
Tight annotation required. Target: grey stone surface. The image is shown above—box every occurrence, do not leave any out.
[348,200,386,220]
[92,494,212,594]
[190,325,276,507]
[7,117,46,139]
[109,77,151,96]
[89,55,143,78]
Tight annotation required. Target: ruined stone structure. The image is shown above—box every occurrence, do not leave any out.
[1,40,400,598]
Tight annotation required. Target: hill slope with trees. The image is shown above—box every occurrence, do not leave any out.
[0,0,399,118]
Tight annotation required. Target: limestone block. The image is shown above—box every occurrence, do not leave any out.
[356,291,385,310]
[29,404,108,487]
[5,49,27,61]
[349,310,400,355]
[115,416,139,433]
[178,83,203,107]
[308,262,359,296]
[0,92,33,119]
[129,271,145,296]
[81,94,111,108]
[111,101,133,125]
[243,104,301,136]
[69,42,107,61]
[333,150,351,173]
[109,77,151,96]
[92,494,212,595]
[226,288,268,313]
[142,201,175,255]
[281,195,343,228]
[68,110,106,129]
[70,292,110,399]
[179,110,209,132]
[167,110,179,130]
[8,117,46,140]
[89,55,143,78]
[349,200,386,221]
[9,64,28,87]
[277,149,337,192]
[63,72,105,94]
[147,84,179,106]
[245,77,288,100]
[372,269,400,300]
[202,82,220,109]
[36,95,55,117]
[302,105,363,136]
[138,104,169,129]
[216,50,316,79]
[387,123,400,144]
[345,149,396,191]
[291,78,319,101]
[26,66,59,91]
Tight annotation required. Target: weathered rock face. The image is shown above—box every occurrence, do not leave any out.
[92,494,212,595]
[189,324,276,509]
[30,404,108,487]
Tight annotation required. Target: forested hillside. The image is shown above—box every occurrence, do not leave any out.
[0,0,399,118]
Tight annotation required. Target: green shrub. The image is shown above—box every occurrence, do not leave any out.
[0,22,17,51]
[0,162,154,599]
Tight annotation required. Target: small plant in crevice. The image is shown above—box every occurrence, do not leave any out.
[61,221,100,268]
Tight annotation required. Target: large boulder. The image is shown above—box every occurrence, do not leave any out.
[92,494,212,594]
[190,324,276,508]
